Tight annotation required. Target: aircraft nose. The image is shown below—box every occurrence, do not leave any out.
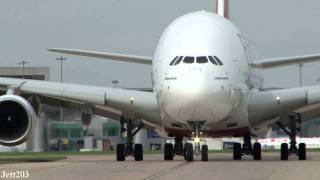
[161,68,235,124]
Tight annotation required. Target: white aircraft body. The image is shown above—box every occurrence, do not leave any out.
[1,0,320,161]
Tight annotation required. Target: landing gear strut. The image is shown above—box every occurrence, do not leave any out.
[233,135,261,160]
[116,117,144,161]
[187,121,208,162]
[277,114,306,160]
[174,137,183,155]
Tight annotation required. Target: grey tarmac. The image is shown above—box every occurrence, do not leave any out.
[0,153,320,180]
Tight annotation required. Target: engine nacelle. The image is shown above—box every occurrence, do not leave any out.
[0,95,36,146]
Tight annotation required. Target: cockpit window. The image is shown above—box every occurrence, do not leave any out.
[214,56,223,65]
[170,56,222,66]
[208,56,218,65]
[183,56,194,64]
[196,56,208,64]
[174,56,184,65]
[169,56,178,66]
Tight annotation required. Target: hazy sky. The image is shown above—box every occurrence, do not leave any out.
[1,0,320,88]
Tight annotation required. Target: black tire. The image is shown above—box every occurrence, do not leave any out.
[253,143,262,160]
[183,144,187,160]
[201,144,208,161]
[164,143,174,161]
[134,144,143,161]
[233,143,242,160]
[280,143,289,160]
[117,144,125,161]
[185,143,193,162]
[298,143,306,160]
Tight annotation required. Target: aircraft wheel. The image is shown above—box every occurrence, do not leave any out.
[116,144,126,161]
[134,144,143,161]
[298,143,306,160]
[185,143,193,162]
[280,143,289,160]
[253,143,262,160]
[164,143,174,161]
[183,144,187,160]
[233,143,242,160]
[201,144,208,161]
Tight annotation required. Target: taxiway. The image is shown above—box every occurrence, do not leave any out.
[1,153,320,180]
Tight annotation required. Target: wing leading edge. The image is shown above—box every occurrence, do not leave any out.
[48,48,153,65]
[0,77,161,126]
[250,54,320,69]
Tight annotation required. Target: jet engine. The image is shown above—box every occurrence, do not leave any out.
[0,95,36,146]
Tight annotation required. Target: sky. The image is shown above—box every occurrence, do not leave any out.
[1,0,320,88]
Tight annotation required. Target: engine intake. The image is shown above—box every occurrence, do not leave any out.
[0,95,36,146]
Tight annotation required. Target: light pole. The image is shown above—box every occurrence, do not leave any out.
[56,56,67,83]
[56,56,67,121]
[112,80,119,88]
[299,64,303,87]
[18,61,29,79]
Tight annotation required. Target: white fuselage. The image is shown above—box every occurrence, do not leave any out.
[152,11,250,132]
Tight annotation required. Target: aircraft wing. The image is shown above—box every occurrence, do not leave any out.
[249,86,320,129]
[249,54,320,69]
[48,48,153,65]
[0,77,161,126]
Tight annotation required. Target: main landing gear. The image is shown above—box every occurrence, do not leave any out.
[164,122,209,162]
[233,134,262,160]
[116,117,144,161]
[277,114,306,160]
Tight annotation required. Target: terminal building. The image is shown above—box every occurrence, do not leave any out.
[0,66,320,152]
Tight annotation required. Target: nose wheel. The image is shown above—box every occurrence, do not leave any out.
[185,143,194,162]
[201,144,208,161]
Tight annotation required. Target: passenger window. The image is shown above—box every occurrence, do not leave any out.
[183,56,194,64]
[174,56,184,65]
[196,56,208,64]
[169,56,178,66]
[208,56,218,65]
[214,56,223,65]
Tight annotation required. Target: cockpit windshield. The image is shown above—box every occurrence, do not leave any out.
[183,57,194,64]
[196,56,208,64]
[174,56,184,65]
[169,56,223,66]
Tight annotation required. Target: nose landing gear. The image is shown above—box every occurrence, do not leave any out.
[186,121,208,162]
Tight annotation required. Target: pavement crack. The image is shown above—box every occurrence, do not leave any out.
[142,162,189,180]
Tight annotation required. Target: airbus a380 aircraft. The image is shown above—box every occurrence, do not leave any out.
[1,0,320,161]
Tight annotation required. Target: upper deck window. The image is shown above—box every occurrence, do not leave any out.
[196,56,208,64]
[169,56,178,66]
[183,56,194,64]
[174,56,184,65]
